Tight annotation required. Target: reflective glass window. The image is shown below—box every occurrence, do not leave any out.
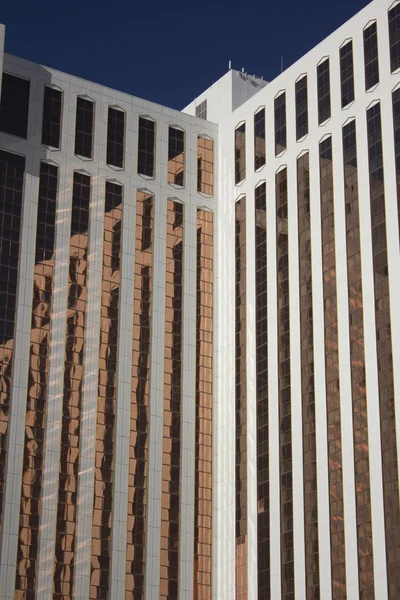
[363,22,379,90]
[317,59,331,124]
[107,107,125,168]
[0,73,30,138]
[138,117,155,177]
[74,97,94,158]
[295,76,308,140]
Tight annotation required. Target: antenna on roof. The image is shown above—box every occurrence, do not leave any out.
[281,56,284,73]
[242,67,245,73]
[228,60,232,70]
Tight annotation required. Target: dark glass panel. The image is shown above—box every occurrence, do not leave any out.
[363,23,379,90]
[340,41,355,107]
[42,86,63,148]
[106,107,125,168]
[235,124,246,184]
[275,93,287,155]
[0,73,30,138]
[74,97,94,158]
[254,109,266,170]
[317,59,331,124]
[138,117,155,177]
[295,76,308,140]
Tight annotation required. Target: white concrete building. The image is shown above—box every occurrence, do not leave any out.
[0,0,400,598]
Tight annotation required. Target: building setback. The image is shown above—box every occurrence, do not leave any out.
[0,0,400,598]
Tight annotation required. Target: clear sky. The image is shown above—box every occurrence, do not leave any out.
[1,0,369,110]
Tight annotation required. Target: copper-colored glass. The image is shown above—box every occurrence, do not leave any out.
[342,120,374,596]
[193,209,213,600]
[15,162,58,596]
[319,138,346,599]
[235,124,246,184]
[0,150,25,542]
[168,127,185,186]
[392,88,400,242]
[160,200,184,600]
[276,168,294,600]
[90,181,123,599]
[235,195,247,600]
[297,154,320,599]
[125,191,153,599]
[254,110,266,171]
[53,172,91,599]
[197,137,214,196]
[255,183,270,598]
[367,103,400,599]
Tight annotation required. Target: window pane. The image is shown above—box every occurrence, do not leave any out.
[340,41,355,107]
[275,93,286,155]
[197,136,214,196]
[196,99,207,120]
[137,117,156,177]
[363,22,379,90]
[42,86,63,148]
[295,76,308,140]
[0,73,30,139]
[317,59,331,124]
[168,127,185,186]
[235,124,246,184]
[106,107,125,168]
[389,3,400,72]
[74,97,94,158]
[254,109,266,170]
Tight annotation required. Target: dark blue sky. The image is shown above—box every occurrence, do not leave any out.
[1,0,369,110]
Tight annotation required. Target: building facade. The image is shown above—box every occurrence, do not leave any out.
[1,0,400,598]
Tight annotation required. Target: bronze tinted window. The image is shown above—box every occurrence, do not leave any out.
[74,97,94,158]
[295,76,308,140]
[235,123,246,184]
[254,109,266,170]
[392,88,400,239]
[0,73,30,139]
[275,92,286,155]
[389,3,400,72]
[196,99,207,120]
[41,86,62,148]
[168,126,185,186]
[340,41,355,107]
[255,183,270,598]
[317,59,331,124]
[197,136,214,195]
[138,116,156,177]
[106,107,125,168]
[364,22,379,90]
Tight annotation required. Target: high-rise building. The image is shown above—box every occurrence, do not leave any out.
[0,0,400,598]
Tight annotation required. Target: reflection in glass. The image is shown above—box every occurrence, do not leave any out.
[389,3,400,73]
[235,196,247,600]
[297,154,319,599]
[160,200,184,600]
[53,172,91,599]
[235,124,246,184]
[138,117,156,177]
[168,127,185,186]
[363,23,379,91]
[255,183,270,598]
[392,88,400,241]
[125,191,153,599]
[367,103,400,598]
[197,137,214,196]
[340,41,355,108]
[193,209,213,600]
[317,59,331,124]
[276,168,294,600]
[74,97,94,159]
[106,108,125,168]
[0,150,25,543]
[295,77,308,141]
[15,162,58,597]
[275,93,286,156]
[319,138,346,599]
[254,109,266,170]
[90,182,123,599]
[342,120,374,596]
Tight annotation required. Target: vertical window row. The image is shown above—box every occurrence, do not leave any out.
[53,172,91,599]
[295,76,308,141]
[168,127,185,187]
[0,150,25,541]
[106,107,125,168]
[275,93,287,156]
[364,22,379,91]
[276,168,294,600]
[138,117,156,178]
[255,183,270,598]
[235,124,246,184]
[196,100,207,120]
[74,97,94,159]
[389,2,400,73]
[235,196,247,600]
[392,88,400,240]
[340,41,355,108]
[342,120,374,596]
[297,153,320,598]
[317,59,331,124]
[125,191,153,599]
[0,73,30,139]
[90,182,123,599]
[42,87,63,149]
[319,138,346,598]
[193,209,213,600]
[197,136,214,196]
[254,109,266,171]
[160,200,184,600]
[15,162,58,597]
[366,103,400,598]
